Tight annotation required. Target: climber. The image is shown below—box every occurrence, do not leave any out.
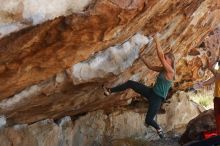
[194,57,220,136]
[103,34,175,139]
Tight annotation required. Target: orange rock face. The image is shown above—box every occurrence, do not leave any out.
[175,29,220,91]
[0,0,220,124]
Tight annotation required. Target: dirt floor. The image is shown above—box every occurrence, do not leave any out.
[148,137,180,146]
[110,135,181,146]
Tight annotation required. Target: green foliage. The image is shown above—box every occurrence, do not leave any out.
[188,88,214,109]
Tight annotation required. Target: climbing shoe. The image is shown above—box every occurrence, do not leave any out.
[103,85,111,96]
[157,128,164,139]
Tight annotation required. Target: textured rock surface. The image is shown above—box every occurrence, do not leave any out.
[0,95,202,146]
[1,1,220,145]
[174,28,220,91]
[0,0,93,37]
[179,109,216,145]
[0,0,219,125]
[159,91,205,132]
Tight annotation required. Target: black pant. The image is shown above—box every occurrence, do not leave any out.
[110,80,163,130]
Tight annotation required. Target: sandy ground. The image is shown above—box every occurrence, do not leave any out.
[110,135,181,146]
[148,137,181,146]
